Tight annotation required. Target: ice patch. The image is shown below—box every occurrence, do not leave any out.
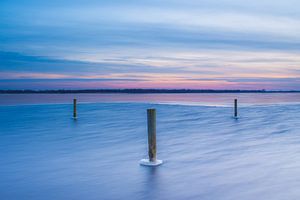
[139,159,163,166]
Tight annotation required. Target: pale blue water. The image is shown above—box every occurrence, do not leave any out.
[1,94,300,199]
[1,92,300,106]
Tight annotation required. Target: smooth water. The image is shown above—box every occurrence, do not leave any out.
[1,101,300,199]
[1,92,300,106]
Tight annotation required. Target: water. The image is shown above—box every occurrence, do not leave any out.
[1,94,300,199]
[0,92,300,106]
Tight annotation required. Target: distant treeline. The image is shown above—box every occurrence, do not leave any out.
[1,89,300,94]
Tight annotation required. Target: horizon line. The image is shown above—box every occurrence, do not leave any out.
[1,89,300,94]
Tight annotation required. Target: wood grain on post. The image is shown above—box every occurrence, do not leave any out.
[234,99,238,118]
[147,109,156,162]
[140,108,162,166]
[73,98,77,118]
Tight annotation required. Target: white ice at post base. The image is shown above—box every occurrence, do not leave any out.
[139,159,163,166]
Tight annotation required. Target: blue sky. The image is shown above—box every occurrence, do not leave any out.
[1,0,300,90]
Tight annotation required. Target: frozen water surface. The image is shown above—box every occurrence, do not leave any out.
[1,94,300,199]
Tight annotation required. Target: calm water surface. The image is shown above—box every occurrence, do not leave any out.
[1,94,300,199]
[0,93,300,105]
[1,103,300,200]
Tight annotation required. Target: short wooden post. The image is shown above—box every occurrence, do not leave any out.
[73,99,77,119]
[140,109,163,166]
[234,99,238,118]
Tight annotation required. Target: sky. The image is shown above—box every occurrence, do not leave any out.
[0,0,300,90]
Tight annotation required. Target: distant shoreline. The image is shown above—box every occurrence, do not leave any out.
[1,89,300,94]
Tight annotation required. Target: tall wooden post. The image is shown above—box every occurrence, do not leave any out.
[147,109,156,162]
[73,99,77,119]
[234,99,238,118]
[140,109,163,166]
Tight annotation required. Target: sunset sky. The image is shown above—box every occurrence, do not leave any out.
[1,0,300,90]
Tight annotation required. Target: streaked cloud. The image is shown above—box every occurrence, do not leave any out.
[0,0,300,89]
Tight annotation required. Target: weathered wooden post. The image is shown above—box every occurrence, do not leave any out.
[147,109,157,162]
[234,99,238,118]
[73,98,77,119]
[140,109,163,166]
